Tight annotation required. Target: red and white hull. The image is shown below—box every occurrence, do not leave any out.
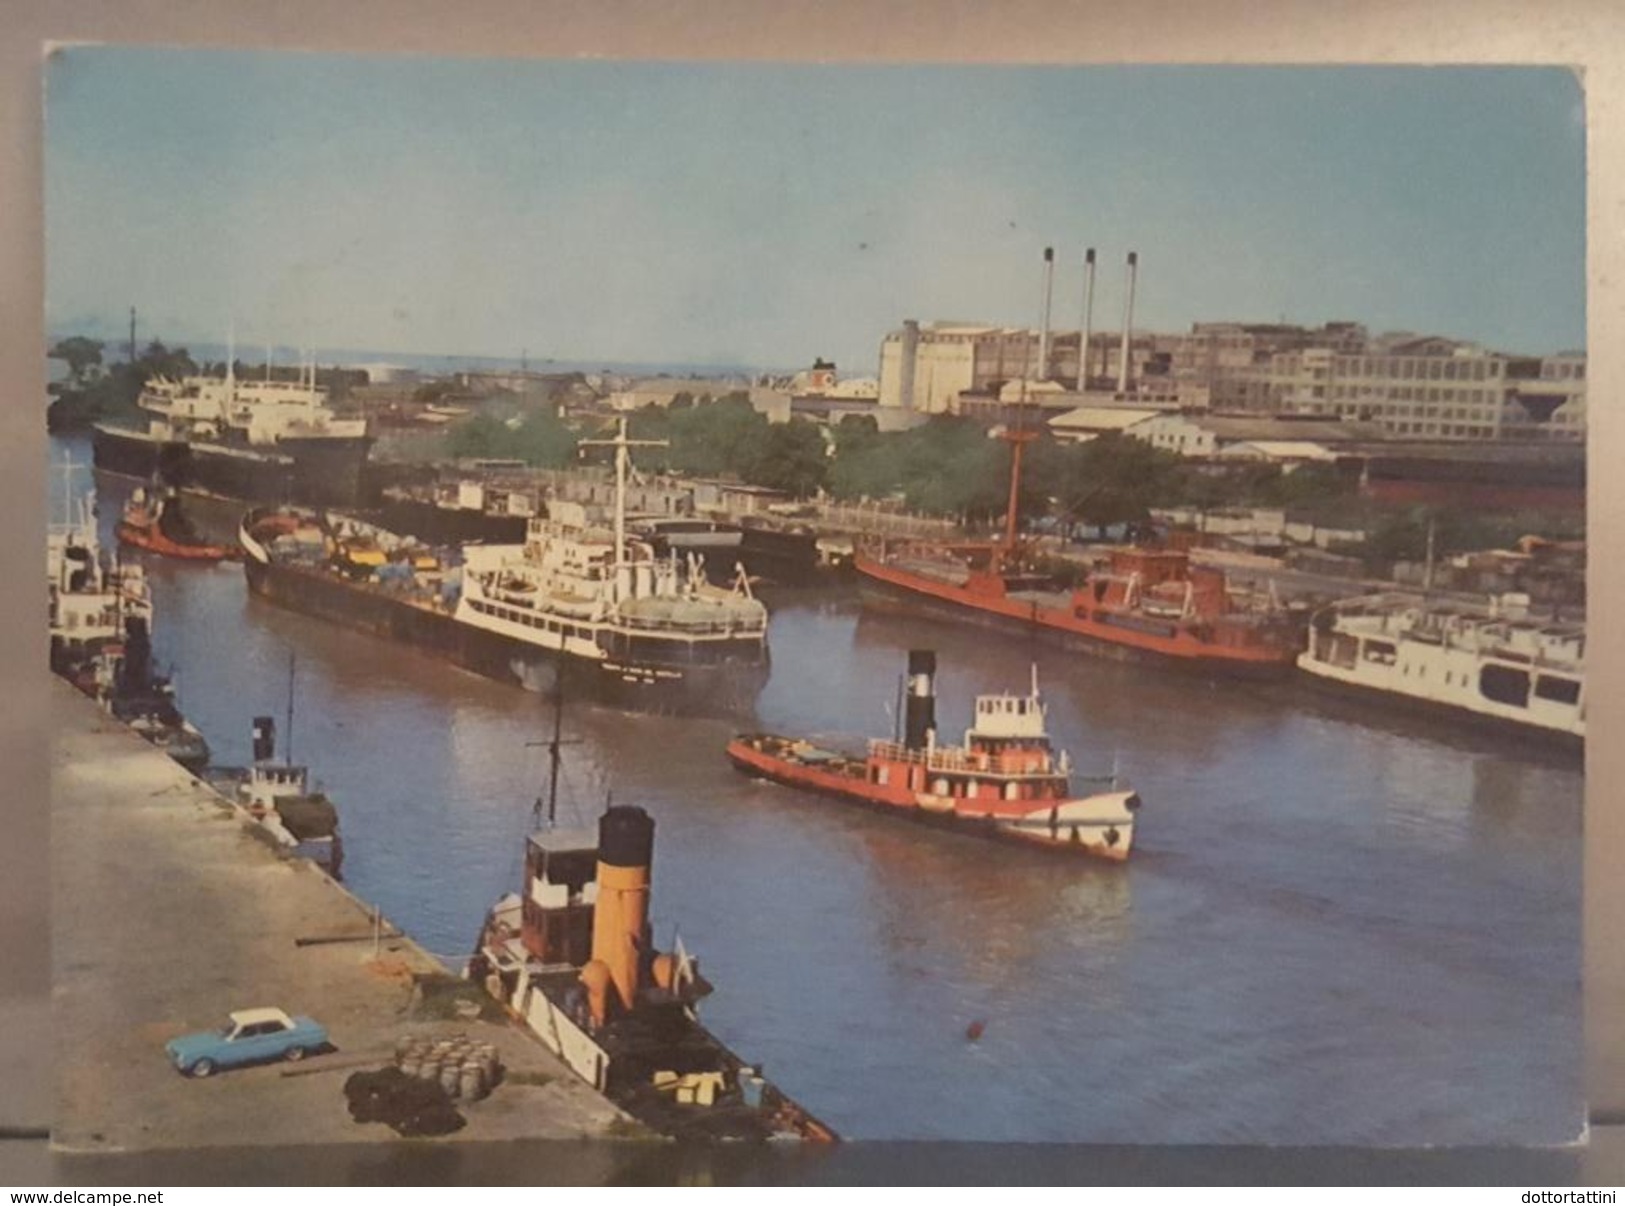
[726,735,1139,861]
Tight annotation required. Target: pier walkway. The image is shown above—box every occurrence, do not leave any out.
[50,680,633,1152]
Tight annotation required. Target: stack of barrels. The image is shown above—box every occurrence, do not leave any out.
[394,1033,501,1101]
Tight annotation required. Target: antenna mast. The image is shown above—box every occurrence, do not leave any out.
[546,655,564,827]
[285,649,296,767]
[578,417,667,604]
[527,646,582,829]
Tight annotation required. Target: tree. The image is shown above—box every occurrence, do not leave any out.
[743,419,828,497]
[446,411,578,467]
[50,336,104,385]
[47,338,197,432]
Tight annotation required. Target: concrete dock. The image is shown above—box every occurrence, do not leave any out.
[51,679,635,1152]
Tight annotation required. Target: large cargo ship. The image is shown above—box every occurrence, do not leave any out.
[240,424,771,716]
[1296,592,1585,746]
[728,650,1140,860]
[470,804,836,1142]
[92,364,372,508]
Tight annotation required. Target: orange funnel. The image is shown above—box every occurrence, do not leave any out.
[590,806,655,1015]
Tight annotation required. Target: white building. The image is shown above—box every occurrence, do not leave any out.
[1047,406,1160,444]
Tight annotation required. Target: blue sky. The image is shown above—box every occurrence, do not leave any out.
[45,52,1585,371]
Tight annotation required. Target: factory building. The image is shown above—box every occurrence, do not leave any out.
[1263,337,1585,442]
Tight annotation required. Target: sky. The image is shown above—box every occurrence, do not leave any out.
[44,52,1585,372]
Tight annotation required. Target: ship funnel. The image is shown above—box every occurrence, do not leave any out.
[1080,247,1096,389]
[590,805,655,1017]
[1118,251,1138,395]
[252,715,276,763]
[1038,247,1055,383]
[903,650,938,751]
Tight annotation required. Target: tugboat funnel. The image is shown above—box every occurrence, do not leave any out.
[252,715,276,763]
[904,650,937,751]
[591,805,655,1015]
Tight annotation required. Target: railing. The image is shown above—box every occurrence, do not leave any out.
[867,739,1053,776]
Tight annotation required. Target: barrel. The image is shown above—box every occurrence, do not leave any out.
[478,1044,500,1083]
[440,1064,463,1099]
[398,1057,421,1079]
[418,1057,442,1082]
[459,1063,486,1101]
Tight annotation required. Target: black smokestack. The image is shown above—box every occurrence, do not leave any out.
[252,716,276,763]
[119,615,152,696]
[1037,247,1055,383]
[903,650,937,750]
[598,805,656,870]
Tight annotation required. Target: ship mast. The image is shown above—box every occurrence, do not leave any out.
[224,324,236,424]
[285,649,296,768]
[1001,327,1038,560]
[527,649,581,829]
[579,417,667,604]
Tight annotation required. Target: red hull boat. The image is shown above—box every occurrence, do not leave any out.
[854,423,1302,677]
[117,488,240,562]
[728,651,1140,861]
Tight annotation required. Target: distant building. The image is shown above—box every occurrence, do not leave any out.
[877,314,1584,440]
[602,378,796,425]
[1212,440,1338,468]
[1046,406,1162,444]
[1131,412,1385,459]
[877,321,1174,415]
[1253,336,1584,442]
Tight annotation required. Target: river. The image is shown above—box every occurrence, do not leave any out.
[54,438,1583,1145]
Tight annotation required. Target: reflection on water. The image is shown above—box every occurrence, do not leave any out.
[56,441,1583,1145]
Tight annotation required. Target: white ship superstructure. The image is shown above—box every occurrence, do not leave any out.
[93,351,373,506]
[453,420,768,691]
[48,482,151,662]
[135,370,367,448]
[1298,592,1584,742]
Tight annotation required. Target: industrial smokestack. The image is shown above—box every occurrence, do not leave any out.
[590,805,655,1017]
[903,650,938,751]
[1037,247,1055,383]
[899,319,920,412]
[1080,247,1096,390]
[1118,251,1138,396]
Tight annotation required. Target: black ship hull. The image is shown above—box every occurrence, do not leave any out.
[369,497,529,547]
[93,424,372,508]
[243,557,768,717]
[736,524,823,584]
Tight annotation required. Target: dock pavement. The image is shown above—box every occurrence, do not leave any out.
[50,679,636,1152]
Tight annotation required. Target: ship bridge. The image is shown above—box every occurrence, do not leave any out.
[969,691,1048,740]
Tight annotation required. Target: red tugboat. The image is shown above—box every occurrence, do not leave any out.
[117,487,240,562]
[727,650,1141,861]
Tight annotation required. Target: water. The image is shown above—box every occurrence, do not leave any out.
[53,438,1583,1145]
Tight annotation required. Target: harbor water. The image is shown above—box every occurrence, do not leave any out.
[57,443,1583,1145]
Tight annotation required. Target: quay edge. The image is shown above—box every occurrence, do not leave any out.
[50,679,637,1152]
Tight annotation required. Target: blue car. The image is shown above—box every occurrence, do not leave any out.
[166,1007,330,1078]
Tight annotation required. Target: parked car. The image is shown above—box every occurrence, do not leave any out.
[165,1007,329,1078]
